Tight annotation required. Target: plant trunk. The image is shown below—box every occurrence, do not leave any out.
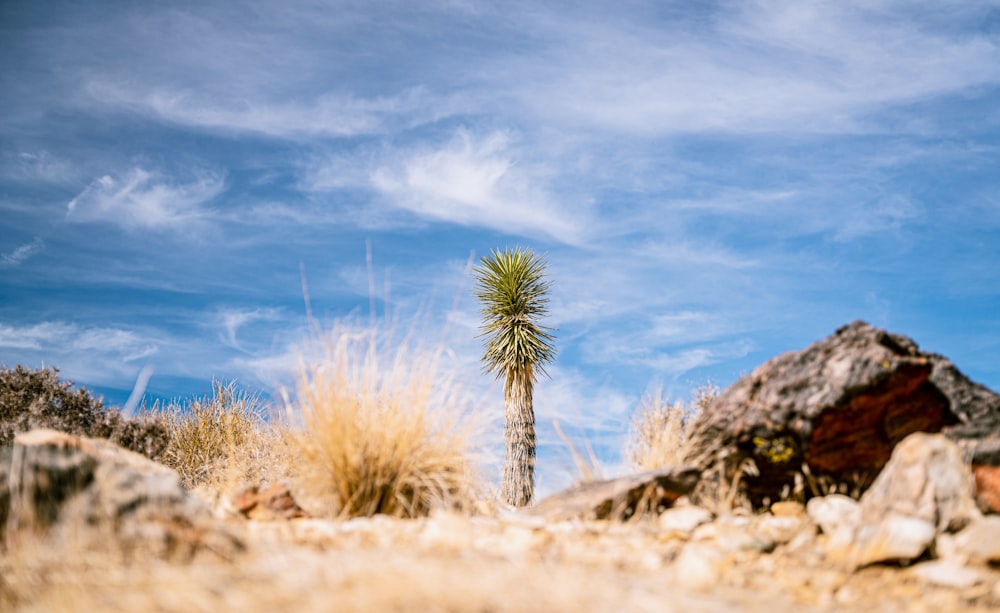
[501,367,535,507]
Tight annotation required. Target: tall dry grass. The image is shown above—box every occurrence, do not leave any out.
[155,381,290,493]
[625,384,755,514]
[626,384,718,471]
[286,325,480,518]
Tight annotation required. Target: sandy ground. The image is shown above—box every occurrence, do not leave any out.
[5,511,1000,612]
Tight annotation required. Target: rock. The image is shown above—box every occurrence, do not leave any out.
[754,514,814,546]
[687,321,1000,506]
[806,494,860,547]
[842,514,936,568]
[231,482,310,521]
[525,466,700,521]
[946,516,1000,564]
[671,543,727,590]
[857,432,979,533]
[910,559,990,589]
[770,500,806,518]
[820,433,979,568]
[973,464,1000,514]
[3,428,242,559]
[693,515,775,553]
[657,505,714,535]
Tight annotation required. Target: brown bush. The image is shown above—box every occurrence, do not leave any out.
[0,365,168,461]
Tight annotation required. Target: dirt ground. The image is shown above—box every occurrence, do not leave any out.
[4,511,1000,613]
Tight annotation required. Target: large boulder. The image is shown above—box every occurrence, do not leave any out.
[2,428,241,559]
[688,321,1000,507]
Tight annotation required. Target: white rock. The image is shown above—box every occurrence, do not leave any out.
[859,433,980,533]
[950,516,1000,564]
[754,514,813,545]
[849,514,936,567]
[672,543,725,590]
[910,560,988,589]
[806,494,860,546]
[696,515,774,553]
[657,505,714,535]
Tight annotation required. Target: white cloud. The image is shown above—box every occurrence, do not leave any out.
[0,321,161,389]
[370,129,588,244]
[87,80,451,139]
[216,307,285,350]
[0,321,76,350]
[582,328,755,377]
[834,194,921,240]
[503,1,1000,136]
[0,321,158,361]
[66,167,224,230]
[5,151,79,184]
[0,238,43,269]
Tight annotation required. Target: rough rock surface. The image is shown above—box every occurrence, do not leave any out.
[815,433,979,568]
[806,494,860,548]
[689,321,1000,506]
[526,466,700,520]
[231,482,310,521]
[939,516,1000,565]
[2,428,241,559]
[972,463,1000,513]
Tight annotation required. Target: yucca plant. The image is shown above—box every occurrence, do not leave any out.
[472,247,556,507]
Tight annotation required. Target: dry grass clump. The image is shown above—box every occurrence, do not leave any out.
[627,384,718,471]
[155,381,289,491]
[626,384,756,514]
[286,326,479,519]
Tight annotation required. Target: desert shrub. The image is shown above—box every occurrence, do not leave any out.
[0,365,169,460]
[627,384,718,471]
[287,326,478,519]
[0,365,106,444]
[155,380,283,490]
[625,384,758,514]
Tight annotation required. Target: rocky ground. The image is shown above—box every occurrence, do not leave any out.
[5,503,1000,613]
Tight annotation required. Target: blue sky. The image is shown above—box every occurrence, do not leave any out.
[2,1,1000,493]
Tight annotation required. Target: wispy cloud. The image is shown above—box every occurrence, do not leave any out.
[370,129,588,244]
[502,1,1000,136]
[86,80,451,139]
[0,238,43,269]
[582,333,755,376]
[3,151,79,185]
[0,321,157,361]
[66,167,225,230]
[216,307,285,351]
[0,321,76,350]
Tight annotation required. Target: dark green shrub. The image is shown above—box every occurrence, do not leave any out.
[0,365,168,461]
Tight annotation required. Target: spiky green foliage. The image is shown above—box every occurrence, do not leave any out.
[473,248,556,379]
[472,247,555,507]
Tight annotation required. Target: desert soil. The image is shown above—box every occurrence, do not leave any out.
[5,510,1000,612]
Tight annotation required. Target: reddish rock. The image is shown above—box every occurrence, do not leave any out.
[688,321,1000,507]
[231,482,310,520]
[973,464,1000,514]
